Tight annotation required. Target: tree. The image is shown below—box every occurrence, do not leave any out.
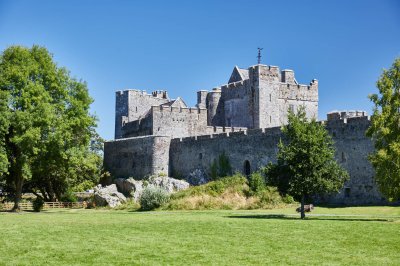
[0,45,97,210]
[366,58,400,201]
[265,107,349,219]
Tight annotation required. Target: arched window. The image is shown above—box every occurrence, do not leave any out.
[244,160,251,176]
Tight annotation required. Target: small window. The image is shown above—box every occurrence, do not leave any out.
[136,107,138,112]
[199,153,203,160]
[344,187,351,198]
[269,94,271,102]
[269,116,272,123]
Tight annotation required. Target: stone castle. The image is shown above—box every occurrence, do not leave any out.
[104,64,385,205]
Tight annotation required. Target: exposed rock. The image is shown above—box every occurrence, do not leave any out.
[112,176,189,202]
[148,176,190,193]
[94,184,127,208]
[114,178,144,201]
[187,169,209,185]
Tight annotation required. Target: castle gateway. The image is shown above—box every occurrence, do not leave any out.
[104,64,385,205]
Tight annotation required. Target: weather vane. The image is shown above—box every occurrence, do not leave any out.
[257,47,263,64]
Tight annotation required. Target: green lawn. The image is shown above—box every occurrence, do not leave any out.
[0,207,399,265]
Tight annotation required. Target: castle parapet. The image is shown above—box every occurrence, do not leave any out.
[327,110,368,121]
[151,105,207,114]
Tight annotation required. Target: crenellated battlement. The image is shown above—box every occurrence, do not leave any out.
[116,89,169,99]
[278,82,318,102]
[171,126,282,144]
[327,110,368,121]
[221,79,249,90]
[151,105,207,114]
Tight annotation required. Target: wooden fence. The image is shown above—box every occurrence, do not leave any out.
[1,201,86,211]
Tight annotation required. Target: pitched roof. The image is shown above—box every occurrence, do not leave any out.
[160,97,188,108]
[228,66,249,83]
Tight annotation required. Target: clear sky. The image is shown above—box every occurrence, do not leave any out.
[0,0,399,140]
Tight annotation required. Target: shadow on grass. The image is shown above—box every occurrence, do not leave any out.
[226,214,392,222]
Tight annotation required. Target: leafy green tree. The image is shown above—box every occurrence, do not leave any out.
[366,58,400,201]
[0,90,10,177]
[265,107,349,219]
[0,45,98,210]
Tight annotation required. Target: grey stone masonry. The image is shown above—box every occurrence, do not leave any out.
[105,63,386,205]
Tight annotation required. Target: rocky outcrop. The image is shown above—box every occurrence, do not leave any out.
[113,176,189,202]
[187,169,209,185]
[148,176,189,193]
[114,178,144,201]
[94,184,127,208]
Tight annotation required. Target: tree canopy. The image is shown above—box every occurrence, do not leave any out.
[265,107,349,218]
[366,57,400,201]
[0,45,100,210]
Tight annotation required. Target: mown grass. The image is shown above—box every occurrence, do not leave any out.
[0,207,399,265]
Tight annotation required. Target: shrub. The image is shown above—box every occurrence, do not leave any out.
[33,197,44,212]
[282,194,296,204]
[210,159,218,180]
[114,198,140,211]
[60,190,78,202]
[72,180,95,192]
[248,172,266,195]
[209,152,232,180]
[218,152,232,177]
[139,187,170,211]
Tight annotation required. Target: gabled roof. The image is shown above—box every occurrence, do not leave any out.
[228,66,249,83]
[160,97,188,108]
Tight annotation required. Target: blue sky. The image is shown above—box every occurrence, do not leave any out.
[0,0,399,140]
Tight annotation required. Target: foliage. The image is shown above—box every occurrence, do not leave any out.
[72,180,96,192]
[139,187,170,211]
[248,171,266,195]
[114,198,140,211]
[60,190,78,203]
[164,174,289,210]
[265,107,349,218]
[171,174,247,199]
[210,160,218,180]
[0,45,99,209]
[209,152,232,180]
[0,90,10,177]
[366,57,400,201]
[32,197,44,212]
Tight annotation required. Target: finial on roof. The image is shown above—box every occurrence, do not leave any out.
[257,47,263,64]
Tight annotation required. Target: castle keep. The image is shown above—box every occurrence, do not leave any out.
[104,64,385,205]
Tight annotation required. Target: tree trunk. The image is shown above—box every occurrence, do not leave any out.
[300,194,305,219]
[12,176,23,212]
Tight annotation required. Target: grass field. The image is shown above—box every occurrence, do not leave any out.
[1,207,399,265]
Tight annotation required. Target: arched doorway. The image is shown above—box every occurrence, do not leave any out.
[244,160,251,176]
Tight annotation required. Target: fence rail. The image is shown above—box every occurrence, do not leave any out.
[1,201,85,211]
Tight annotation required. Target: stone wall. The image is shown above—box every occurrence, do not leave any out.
[151,106,209,138]
[121,115,153,138]
[169,128,281,179]
[221,80,254,128]
[167,114,385,205]
[104,135,171,179]
[321,114,385,205]
[115,90,169,139]
[206,88,224,126]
